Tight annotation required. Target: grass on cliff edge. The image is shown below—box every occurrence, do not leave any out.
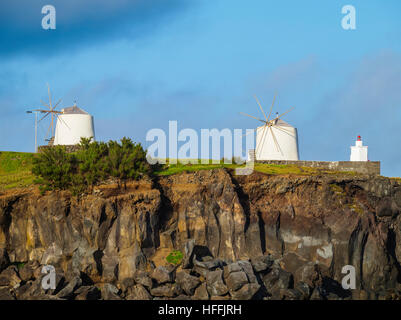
[0,151,36,191]
[0,152,363,191]
[153,159,358,176]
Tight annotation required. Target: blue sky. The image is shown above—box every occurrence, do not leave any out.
[1,0,401,176]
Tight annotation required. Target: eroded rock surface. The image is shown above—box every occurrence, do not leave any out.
[0,169,400,300]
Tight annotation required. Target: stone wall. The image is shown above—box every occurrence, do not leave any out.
[256,160,381,175]
[38,145,81,153]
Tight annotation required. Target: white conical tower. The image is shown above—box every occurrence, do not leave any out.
[241,95,299,161]
[350,135,368,161]
[54,104,95,145]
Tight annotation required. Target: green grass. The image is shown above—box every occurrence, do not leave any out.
[166,250,183,266]
[154,159,239,176]
[0,152,361,192]
[0,151,36,191]
[154,160,359,177]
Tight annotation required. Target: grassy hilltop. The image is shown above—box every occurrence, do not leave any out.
[0,151,36,191]
[0,150,363,192]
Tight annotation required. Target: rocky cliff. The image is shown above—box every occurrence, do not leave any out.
[0,169,401,300]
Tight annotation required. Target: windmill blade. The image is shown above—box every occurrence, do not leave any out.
[53,99,62,110]
[45,121,52,140]
[47,83,52,110]
[259,125,270,155]
[32,108,52,113]
[56,114,71,130]
[50,113,55,137]
[239,112,266,123]
[267,92,277,121]
[256,124,268,156]
[277,107,295,120]
[41,100,50,109]
[274,125,295,138]
[270,127,284,155]
[253,95,268,122]
[38,112,50,123]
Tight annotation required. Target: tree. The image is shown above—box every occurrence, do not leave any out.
[106,137,150,189]
[32,145,75,191]
[32,137,152,193]
[76,137,108,191]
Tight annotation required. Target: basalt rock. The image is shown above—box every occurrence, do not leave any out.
[0,169,400,299]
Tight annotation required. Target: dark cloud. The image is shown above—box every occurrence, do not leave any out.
[0,0,189,57]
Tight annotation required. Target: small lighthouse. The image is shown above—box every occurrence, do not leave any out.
[350,135,368,161]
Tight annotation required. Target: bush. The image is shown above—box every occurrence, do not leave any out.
[32,145,76,191]
[32,137,152,194]
[76,138,109,191]
[106,137,151,189]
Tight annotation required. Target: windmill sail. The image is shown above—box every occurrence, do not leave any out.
[240,95,299,161]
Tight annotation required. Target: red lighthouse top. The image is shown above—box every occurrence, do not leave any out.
[357,135,361,141]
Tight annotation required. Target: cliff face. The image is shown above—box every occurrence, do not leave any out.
[0,169,401,300]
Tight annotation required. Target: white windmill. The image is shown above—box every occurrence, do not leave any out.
[240,94,299,161]
[53,102,95,146]
[26,84,95,150]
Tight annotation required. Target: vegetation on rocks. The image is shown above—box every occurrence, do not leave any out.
[0,168,401,300]
[166,250,183,266]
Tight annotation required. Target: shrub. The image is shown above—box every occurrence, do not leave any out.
[32,145,76,191]
[32,137,152,193]
[166,250,183,266]
[106,137,151,189]
[76,138,109,191]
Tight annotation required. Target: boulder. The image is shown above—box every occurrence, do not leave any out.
[206,269,228,296]
[262,266,293,292]
[225,271,248,292]
[0,265,21,288]
[231,283,260,300]
[310,287,324,300]
[294,281,311,300]
[251,255,274,273]
[98,283,121,300]
[150,283,182,298]
[237,261,257,283]
[0,286,14,300]
[193,283,209,300]
[175,270,201,295]
[134,271,153,289]
[193,257,224,277]
[278,288,303,300]
[19,261,40,282]
[125,284,152,300]
[74,286,101,300]
[56,276,82,299]
[151,266,174,284]
[14,279,45,300]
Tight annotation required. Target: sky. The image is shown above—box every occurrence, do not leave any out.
[0,0,400,177]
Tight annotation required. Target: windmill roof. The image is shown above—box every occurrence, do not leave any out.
[257,118,295,129]
[274,118,293,127]
[61,106,89,115]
